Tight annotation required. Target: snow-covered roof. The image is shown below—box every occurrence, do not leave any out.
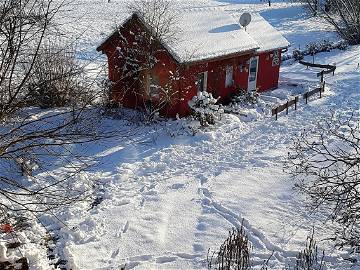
[243,13,290,53]
[98,8,289,63]
[167,8,260,63]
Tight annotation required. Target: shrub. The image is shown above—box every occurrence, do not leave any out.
[293,49,304,61]
[287,230,326,270]
[28,44,90,109]
[188,91,223,126]
[231,89,259,106]
[207,226,251,270]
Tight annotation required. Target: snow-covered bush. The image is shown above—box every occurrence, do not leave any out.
[306,42,318,56]
[288,40,348,62]
[188,92,223,126]
[292,49,304,61]
[231,89,259,106]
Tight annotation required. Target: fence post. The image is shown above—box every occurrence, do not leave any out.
[275,107,278,120]
[295,96,298,110]
[321,71,324,83]
[286,101,289,115]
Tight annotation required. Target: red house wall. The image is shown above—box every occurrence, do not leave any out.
[255,50,282,92]
[99,16,182,117]
[176,54,253,116]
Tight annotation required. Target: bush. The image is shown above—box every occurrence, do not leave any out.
[293,49,304,61]
[287,230,326,270]
[231,89,259,106]
[188,91,223,126]
[28,44,90,108]
[207,226,251,270]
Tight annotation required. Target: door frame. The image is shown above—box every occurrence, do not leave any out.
[247,56,259,92]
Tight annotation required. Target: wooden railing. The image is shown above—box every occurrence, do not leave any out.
[272,96,299,120]
[303,82,325,104]
[299,60,336,82]
[271,60,335,120]
[272,82,326,120]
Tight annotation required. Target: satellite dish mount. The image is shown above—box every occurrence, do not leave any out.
[239,13,252,31]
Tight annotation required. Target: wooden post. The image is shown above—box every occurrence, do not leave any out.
[305,92,308,104]
[321,71,324,83]
[275,107,278,120]
[286,101,289,115]
[295,96,298,110]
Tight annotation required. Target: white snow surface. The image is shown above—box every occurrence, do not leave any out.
[1,1,360,269]
[166,7,260,62]
[244,13,290,53]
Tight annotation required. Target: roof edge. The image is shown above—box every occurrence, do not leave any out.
[96,14,135,52]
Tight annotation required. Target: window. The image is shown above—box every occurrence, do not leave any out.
[147,74,160,98]
[249,58,258,82]
[225,66,234,87]
[197,72,208,92]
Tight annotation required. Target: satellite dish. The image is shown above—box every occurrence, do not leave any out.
[239,13,252,29]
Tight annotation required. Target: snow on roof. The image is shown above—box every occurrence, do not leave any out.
[243,13,290,53]
[98,7,290,63]
[167,8,259,63]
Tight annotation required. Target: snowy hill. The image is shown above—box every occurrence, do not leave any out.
[2,0,360,269]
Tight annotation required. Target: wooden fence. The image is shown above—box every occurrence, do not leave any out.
[271,60,335,120]
[299,60,336,82]
[272,82,326,120]
[272,96,299,120]
[303,82,325,104]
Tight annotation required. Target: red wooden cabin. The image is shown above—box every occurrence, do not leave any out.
[97,8,289,117]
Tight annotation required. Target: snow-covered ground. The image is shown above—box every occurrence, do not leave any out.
[2,0,360,269]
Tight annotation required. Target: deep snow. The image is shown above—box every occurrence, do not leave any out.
[1,0,360,269]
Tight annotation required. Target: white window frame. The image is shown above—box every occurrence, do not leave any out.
[247,56,259,91]
[197,71,208,92]
[225,65,234,88]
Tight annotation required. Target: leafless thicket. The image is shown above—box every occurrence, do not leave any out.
[288,230,326,270]
[304,0,360,44]
[108,0,182,120]
[207,225,252,270]
[287,112,360,250]
[0,0,127,214]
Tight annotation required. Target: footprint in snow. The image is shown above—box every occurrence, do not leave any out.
[111,248,120,258]
[123,221,130,233]
[170,183,185,190]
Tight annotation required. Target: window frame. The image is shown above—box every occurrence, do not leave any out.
[197,71,208,92]
[225,65,234,88]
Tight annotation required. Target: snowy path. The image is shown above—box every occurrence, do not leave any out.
[60,45,359,269]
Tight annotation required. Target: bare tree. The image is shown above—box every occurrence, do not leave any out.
[105,0,182,120]
[0,0,59,118]
[0,0,132,215]
[287,112,360,250]
[304,0,360,44]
